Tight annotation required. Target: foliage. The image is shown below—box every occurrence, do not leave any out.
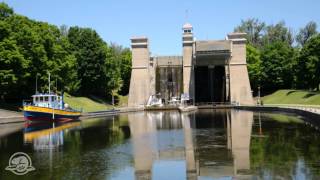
[0,6,79,101]
[296,21,318,47]
[262,21,293,46]
[0,3,131,104]
[67,26,108,97]
[260,41,295,91]
[236,19,319,94]
[246,44,262,91]
[296,34,320,90]
[234,18,266,47]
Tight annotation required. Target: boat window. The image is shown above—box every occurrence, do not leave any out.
[36,97,39,102]
[40,97,43,102]
[45,96,49,101]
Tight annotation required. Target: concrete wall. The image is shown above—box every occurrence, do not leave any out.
[128,37,151,107]
[227,33,254,105]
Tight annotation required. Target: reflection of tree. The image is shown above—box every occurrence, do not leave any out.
[250,113,320,179]
[28,117,131,179]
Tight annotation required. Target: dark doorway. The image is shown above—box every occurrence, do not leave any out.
[195,66,226,103]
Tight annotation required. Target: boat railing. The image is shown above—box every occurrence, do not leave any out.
[22,100,33,106]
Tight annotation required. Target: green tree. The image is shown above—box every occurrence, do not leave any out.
[246,44,262,92]
[296,34,320,90]
[296,21,318,47]
[234,18,266,47]
[0,3,78,101]
[68,26,107,97]
[260,41,295,92]
[0,39,28,101]
[105,44,123,97]
[263,21,293,46]
[0,2,13,19]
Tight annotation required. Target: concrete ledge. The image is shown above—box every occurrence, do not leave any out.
[145,105,179,111]
[0,117,24,124]
[81,107,144,119]
[235,105,320,120]
[178,106,198,112]
[0,109,24,124]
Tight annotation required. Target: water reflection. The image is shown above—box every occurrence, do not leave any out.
[24,121,81,150]
[0,110,320,179]
[128,110,253,179]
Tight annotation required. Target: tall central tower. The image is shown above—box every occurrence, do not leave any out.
[182,23,194,101]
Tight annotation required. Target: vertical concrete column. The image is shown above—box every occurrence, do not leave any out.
[182,113,197,180]
[128,37,151,107]
[227,33,253,105]
[182,23,194,101]
[230,110,253,174]
[128,112,157,180]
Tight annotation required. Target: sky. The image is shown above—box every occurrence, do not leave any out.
[3,0,320,55]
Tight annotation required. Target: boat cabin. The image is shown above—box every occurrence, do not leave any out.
[32,94,64,109]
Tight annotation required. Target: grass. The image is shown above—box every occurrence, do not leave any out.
[64,93,128,112]
[263,113,303,123]
[262,89,320,105]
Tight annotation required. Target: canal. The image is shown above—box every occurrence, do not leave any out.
[1,109,320,179]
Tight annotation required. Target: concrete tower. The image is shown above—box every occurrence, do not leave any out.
[128,37,151,106]
[182,23,194,100]
[227,33,253,105]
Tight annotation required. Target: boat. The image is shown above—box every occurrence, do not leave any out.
[23,73,81,122]
[146,94,163,107]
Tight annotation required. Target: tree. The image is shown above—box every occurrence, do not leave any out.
[234,18,266,47]
[0,3,79,101]
[246,44,262,92]
[0,2,13,19]
[263,21,294,46]
[105,44,123,98]
[296,34,320,90]
[260,41,295,92]
[68,26,107,97]
[296,21,318,47]
[0,39,28,101]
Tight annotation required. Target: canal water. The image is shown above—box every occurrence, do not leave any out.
[1,109,320,179]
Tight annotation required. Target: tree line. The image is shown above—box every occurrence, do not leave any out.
[0,3,131,103]
[235,18,320,94]
[1,2,319,103]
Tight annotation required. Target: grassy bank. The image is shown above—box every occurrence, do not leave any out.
[262,90,320,105]
[64,93,128,112]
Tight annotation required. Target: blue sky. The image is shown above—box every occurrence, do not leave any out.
[3,0,320,55]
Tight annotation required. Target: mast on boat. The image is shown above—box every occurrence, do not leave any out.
[48,72,51,94]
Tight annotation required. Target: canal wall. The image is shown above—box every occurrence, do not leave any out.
[0,109,23,124]
[235,105,320,120]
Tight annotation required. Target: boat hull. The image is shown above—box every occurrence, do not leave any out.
[23,106,81,122]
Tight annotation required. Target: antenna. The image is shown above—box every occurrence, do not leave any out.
[56,77,57,93]
[48,71,51,94]
[35,74,38,94]
[185,9,189,22]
